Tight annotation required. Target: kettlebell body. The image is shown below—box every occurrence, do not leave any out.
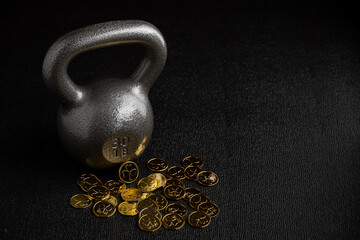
[42,20,167,168]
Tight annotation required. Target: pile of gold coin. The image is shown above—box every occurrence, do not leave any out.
[70,156,219,231]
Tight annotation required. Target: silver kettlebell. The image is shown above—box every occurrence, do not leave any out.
[42,20,167,168]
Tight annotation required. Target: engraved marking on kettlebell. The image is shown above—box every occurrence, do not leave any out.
[102,134,136,163]
[112,136,130,158]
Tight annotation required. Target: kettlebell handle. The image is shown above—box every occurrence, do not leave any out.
[42,20,167,105]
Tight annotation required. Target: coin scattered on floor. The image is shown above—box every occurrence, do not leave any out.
[69,156,219,231]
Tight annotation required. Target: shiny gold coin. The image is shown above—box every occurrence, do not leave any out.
[137,198,158,212]
[163,185,186,200]
[80,176,102,192]
[138,214,162,232]
[117,201,138,216]
[148,193,168,211]
[70,194,92,208]
[182,156,204,168]
[77,174,97,186]
[139,207,162,220]
[120,188,142,202]
[197,171,219,186]
[184,187,202,201]
[137,176,158,193]
[104,179,123,194]
[88,185,110,201]
[188,194,211,209]
[147,158,169,172]
[148,173,167,188]
[140,192,154,200]
[119,161,139,183]
[167,166,185,180]
[165,203,188,217]
[184,166,202,181]
[188,211,211,228]
[162,213,185,230]
[105,195,118,206]
[165,178,185,188]
[198,202,220,218]
[92,200,116,218]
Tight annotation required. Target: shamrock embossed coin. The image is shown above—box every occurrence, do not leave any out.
[88,185,110,201]
[92,200,116,218]
[137,176,158,193]
[148,173,167,188]
[147,158,168,172]
[182,156,204,168]
[198,202,220,218]
[188,211,211,228]
[167,166,185,180]
[163,185,186,200]
[118,201,138,216]
[119,161,139,183]
[70,194,92,208]
[197,171,219,186]
[138,214,162,232]
[162,213,185,230]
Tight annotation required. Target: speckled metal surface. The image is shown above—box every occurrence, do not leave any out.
[42,20,167,168]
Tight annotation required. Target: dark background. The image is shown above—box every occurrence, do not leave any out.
[1,1,360,239]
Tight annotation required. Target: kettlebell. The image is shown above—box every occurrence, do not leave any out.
[42,20,167,169]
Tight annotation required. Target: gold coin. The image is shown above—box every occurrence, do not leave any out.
[182,156,204,168]
[92,200,116,218]
[140,192,154,200]
[184,187,202,201]
[167,166,185,180]
[147,158,168,172]
[165,178,184,188]
[104,179,123,194]
[184,166,202,181]
[77,174,97,186]
[88,185,110,201]
[165,203,188,217]
[119,161,139,183]
[70,194,92,208]
[117,201,138,216]
[139,207,162,220]
[79,176,102,192]
[120,188,142,202]
[188,194,211,209]
[105,195,118,206]
[162,213,185,230]
[138,214,162,232]
[163,185,186,200]
[197,171,219,186]
[148,193,168,211]
[198,202,220,218]
[188,211,211,228]
[137,176,158,193]
[148,173,167,188]
[137,198,158,212]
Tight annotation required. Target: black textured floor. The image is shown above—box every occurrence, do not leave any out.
[1,1,360,239]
